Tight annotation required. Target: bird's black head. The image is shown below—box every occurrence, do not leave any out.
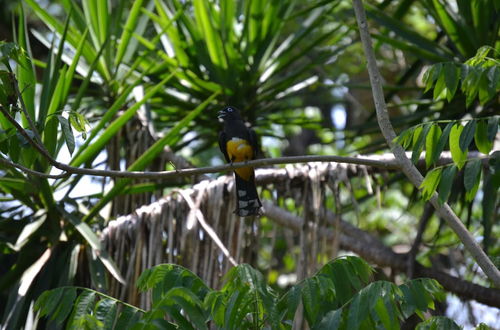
[218,106,242,121]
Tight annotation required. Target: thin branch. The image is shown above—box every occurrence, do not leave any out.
[178,186,238,266]
[352,0,500,287]
[0,105,58,164]
[0,157,68,179]
[9,70,44,146]
[0,89,489,182]
[407,203,434,279]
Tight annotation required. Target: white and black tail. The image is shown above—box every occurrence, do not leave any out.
[234,174,262,217]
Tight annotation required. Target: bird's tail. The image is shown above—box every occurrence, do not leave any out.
[234,172,262,217]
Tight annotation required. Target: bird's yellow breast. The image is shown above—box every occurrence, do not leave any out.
[226,138,254,180]
[226,138,253,161]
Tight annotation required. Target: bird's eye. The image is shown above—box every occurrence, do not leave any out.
[227,107,233,112]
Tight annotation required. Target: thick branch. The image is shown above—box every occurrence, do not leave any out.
[352,0,500,287]
[262,201,500,307]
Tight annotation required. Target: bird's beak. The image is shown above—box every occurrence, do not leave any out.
[217,111,226,119]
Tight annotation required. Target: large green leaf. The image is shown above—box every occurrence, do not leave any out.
[438,165,457,204]
[420,168,442,201]
[425,123,442,168]
[449,124,467,169]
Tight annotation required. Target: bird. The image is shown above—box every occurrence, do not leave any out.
[218,106,262,217]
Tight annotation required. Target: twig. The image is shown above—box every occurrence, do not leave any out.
[0,157,68,179]
[9,69,44,146]
[352,0,500,287]
[407,203,434,279]
[178,186,238,266]
[0,105,59,165]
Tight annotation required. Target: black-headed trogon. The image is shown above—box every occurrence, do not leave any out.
[218,106,262,217]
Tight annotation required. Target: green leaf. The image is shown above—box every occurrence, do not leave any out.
[115,306,141,329]
[474,120,493,154]
[425,124,441,168]
[464,158,482,192]
[35,287,66,319]
[487,66,500,91]
[314,309,342,330]
[487,116,498,142]
[432,0,476,57]
[449,124,468,169]
[464,158,482,202]
[13,214,46,251]
[57,115,75,155]
[302,278,320,324]
[482,171,496,253]
[51,287,78,324]
[69,112,88,134]
[412,124,431,164]
[463,67,482,107]
[16,5,36,121]
[373,296,394,330]
[435,122,453,160]
[366,6,453,61]
[416,316,460,330]
[114,0,146,67]
[459,120,476,152]
[63,210,125,284]
[160,287,208,330]
[478,73,495,105]
[423,64,442,93]
[194,0,227,71]
[70,71,175,168]
[419,168,442,201]
[67,290,96,325]
[395,126,415,149]
[438,165,457,205]
[433,72,446,100]
[443,63,459,102]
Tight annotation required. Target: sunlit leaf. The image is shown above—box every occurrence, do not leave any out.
[449,124,467,169]
[416,315,460,330]
[425,124,441,168]
[474,120,493,154]
[419,168,442,201]
[412,124,431,164]
[434,122,453,160]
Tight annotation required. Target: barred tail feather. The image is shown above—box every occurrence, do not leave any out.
[234,173,262,217]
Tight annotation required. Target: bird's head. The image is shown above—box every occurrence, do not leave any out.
[218,106,242,121]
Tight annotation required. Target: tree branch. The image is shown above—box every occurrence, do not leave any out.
[0,86,489,183]
[0,157,68,179]
[352,0,500,287]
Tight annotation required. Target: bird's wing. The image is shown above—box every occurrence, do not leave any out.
[218,131,230,162]
[248,128,259,159]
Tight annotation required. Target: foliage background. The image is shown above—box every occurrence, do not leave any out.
[0,0,498,328]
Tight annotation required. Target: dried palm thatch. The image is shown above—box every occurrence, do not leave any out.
[107,115,168,218]
[101,161,377,308]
